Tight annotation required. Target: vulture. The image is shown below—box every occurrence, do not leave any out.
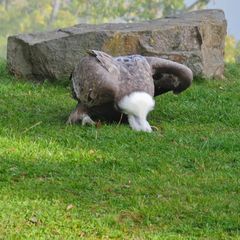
[67,50,193,132]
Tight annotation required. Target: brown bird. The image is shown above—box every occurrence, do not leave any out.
[67,50,193,132]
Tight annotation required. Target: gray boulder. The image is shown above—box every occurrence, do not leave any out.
[7,9,227,82]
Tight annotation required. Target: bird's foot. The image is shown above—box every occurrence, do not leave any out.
[81,114,95,126]
[67,110,81,124]
[128,115,152,132]
[67,110,95,126]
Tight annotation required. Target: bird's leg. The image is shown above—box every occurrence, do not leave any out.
[67,103,95,126]
[128,115,152,132]
[81,113,95,126]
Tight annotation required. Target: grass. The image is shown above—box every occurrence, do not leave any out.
[0,59,240,239]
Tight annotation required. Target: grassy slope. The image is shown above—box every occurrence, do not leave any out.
[0,60,239,239]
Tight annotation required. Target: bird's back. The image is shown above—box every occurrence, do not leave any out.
[71,50,155,107]
[114,55,154,101]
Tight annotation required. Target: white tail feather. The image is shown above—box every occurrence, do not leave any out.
[118,92,155,132]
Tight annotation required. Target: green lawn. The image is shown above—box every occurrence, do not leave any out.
[0,60,239,239]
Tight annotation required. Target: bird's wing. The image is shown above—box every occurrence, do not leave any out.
[145,57,193,96]
[71,50,121,107]
[87,49,120,74]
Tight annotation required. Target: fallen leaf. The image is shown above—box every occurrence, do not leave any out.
[89,149,95,155]
[66,204,74,211]
[29,216,38,224]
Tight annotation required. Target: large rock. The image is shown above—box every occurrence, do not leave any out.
[7,9,227,82]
